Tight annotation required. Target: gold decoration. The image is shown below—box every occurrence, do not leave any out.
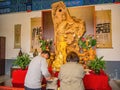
[51,1,86,71]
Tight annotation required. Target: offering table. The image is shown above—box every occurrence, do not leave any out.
[83,70,112,90]
[48,67,112,90]
[11,67,111,90]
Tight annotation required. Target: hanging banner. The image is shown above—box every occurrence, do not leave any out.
[96,10,112,48]
[14,24,21,49]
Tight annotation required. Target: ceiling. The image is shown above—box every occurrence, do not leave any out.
[0,0,119,14]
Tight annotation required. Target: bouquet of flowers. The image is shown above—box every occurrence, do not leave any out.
[78,34,96,63]
[39,39,53,51]
[78,34,96,50]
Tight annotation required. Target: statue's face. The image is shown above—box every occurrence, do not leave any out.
[52,2,67,23]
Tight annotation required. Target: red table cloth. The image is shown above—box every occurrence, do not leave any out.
[83,70,112,90]
[48,67,112,90]
[12,67,112,90]
[12,69,27,88]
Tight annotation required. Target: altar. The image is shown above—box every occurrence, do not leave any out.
[11,67,111,90]
[47,67,112,90]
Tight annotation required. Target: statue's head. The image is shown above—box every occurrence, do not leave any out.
[51,1,70,24]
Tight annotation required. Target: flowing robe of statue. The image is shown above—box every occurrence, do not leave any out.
[51,1,86,71]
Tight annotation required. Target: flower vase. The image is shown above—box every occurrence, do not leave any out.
[33,49,38,57]
[94,69,100,75]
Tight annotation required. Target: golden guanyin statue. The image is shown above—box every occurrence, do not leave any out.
[51,1,86,71]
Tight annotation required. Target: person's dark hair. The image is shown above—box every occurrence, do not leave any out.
[66,51,79,63]
[41,50,50,59]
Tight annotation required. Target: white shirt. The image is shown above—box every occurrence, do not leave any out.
[24,55,50,89]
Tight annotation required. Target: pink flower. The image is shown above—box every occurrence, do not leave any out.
[81,37,86,42]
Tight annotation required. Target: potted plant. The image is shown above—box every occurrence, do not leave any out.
[13,53,31,70]
[87,56,106,74]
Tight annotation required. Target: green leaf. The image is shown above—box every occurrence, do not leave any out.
[91,39,96,46]
[39,39,53,51]
[13,53,31,70]
[88,56,106,74]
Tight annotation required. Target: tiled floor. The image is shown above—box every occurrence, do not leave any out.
[0,75,12,86]
[0,75,120,90]
[109,80,120,90]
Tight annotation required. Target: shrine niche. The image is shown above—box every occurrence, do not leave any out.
[51,1,90,71]
[30,17,42,52]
